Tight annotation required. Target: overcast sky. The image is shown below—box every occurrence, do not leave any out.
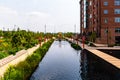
[0,0,80,33]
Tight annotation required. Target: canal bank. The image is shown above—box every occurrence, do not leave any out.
[1,40,53,80]
[66,38,120,80]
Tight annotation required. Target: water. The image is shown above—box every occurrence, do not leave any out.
[30,41,82,80]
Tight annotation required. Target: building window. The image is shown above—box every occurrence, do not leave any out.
[115,17,120,23]
[89,1,92,6]
[90,21,92,25]
[104,1,108,6]
[105,29,108,34]
[115,9,120,14]
[115,28,120,33]
[104,10,108,14]
[115,0,120,6]
[90,14,92,18]
[104,18,108,23]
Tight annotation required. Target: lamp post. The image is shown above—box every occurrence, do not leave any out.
[74,24,76,34]
[73,24,76,42]
[14,25,16,31]
[44,24,47,42]
[107,26,109,46]
[44,24,46,34]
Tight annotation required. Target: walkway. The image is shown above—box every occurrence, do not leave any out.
[67,38,120,69]
[88,49,120,69]
[0,41,46,77]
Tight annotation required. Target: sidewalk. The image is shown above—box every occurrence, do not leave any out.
[93,43,108,47]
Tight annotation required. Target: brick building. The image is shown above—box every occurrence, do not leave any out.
[80,0,120,45]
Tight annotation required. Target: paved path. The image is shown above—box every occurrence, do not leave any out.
[0,40,48,77]
[88,49,120,69]
[67,38,120,69]
[0,50,27,67]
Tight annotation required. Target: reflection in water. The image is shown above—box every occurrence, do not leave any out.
[58,41,61,48]
[30,41,82,80]
[80,50,88,80]
[81,49,120,80]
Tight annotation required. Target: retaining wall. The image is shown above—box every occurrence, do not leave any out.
[0,42,44,77]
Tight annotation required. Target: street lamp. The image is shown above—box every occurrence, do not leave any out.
[74,24,76,34]
[107,26,109,46]
[44,24,46,34]
[44,24,46,42]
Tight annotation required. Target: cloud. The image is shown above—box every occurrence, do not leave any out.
[0,6,53,31]
[26,11,53,25]
[0,0,80,32]
[0,6,19,29]
[21,11,56,32]
[27,11,51,18]
[0,6,17,15]
[31,0,40,5]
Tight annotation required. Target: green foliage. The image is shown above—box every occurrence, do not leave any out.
[0,28,54,59]
[11,30,38,48]
[90,31,96,42]
[64,32,73,38]
[8,48,18,55]
[0,29,44,59]
[108,44,114,47]
[0,30,3,36]
[88,42,96,47]
[71,43,82,50]
[0,52,8,59]
[85,41,89,44]
[2,40,53,80]
[115,44,120,46]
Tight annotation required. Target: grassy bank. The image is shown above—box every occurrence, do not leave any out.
[1,40,54,80]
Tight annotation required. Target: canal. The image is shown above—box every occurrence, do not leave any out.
[30,41,82,80]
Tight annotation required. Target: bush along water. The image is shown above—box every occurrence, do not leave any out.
[71,43,82,50]
[2,39,54,80]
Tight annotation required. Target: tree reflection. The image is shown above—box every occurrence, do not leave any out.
[59,41,62,48]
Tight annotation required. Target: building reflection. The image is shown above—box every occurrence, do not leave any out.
[80,49,120,80]
[80,49,88,80]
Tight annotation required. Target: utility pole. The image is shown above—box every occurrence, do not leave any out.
[45,24,46,34]
[74,24,76,34]
[54,26,55,37]
[3,27,5,31]
[3,27,5,34]
[73,24,76,42]
[44,24,46,42]
[14,25,16,31]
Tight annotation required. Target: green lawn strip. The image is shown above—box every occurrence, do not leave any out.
[2,40,53,80]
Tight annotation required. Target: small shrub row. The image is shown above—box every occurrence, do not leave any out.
[71,43,82,50]
[115,44,120,46]
[0,52,8,59]
[88,42,96,47]
[2,40,53,80]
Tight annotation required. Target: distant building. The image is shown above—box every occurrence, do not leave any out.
[80,0,120,45]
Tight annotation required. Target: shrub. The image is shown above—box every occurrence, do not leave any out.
[0,52,8,59]
[2,40,53,80]
[108,44,114,47]
[8,48,18,55]
[88,42,96,47]
[71,43,82,50]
